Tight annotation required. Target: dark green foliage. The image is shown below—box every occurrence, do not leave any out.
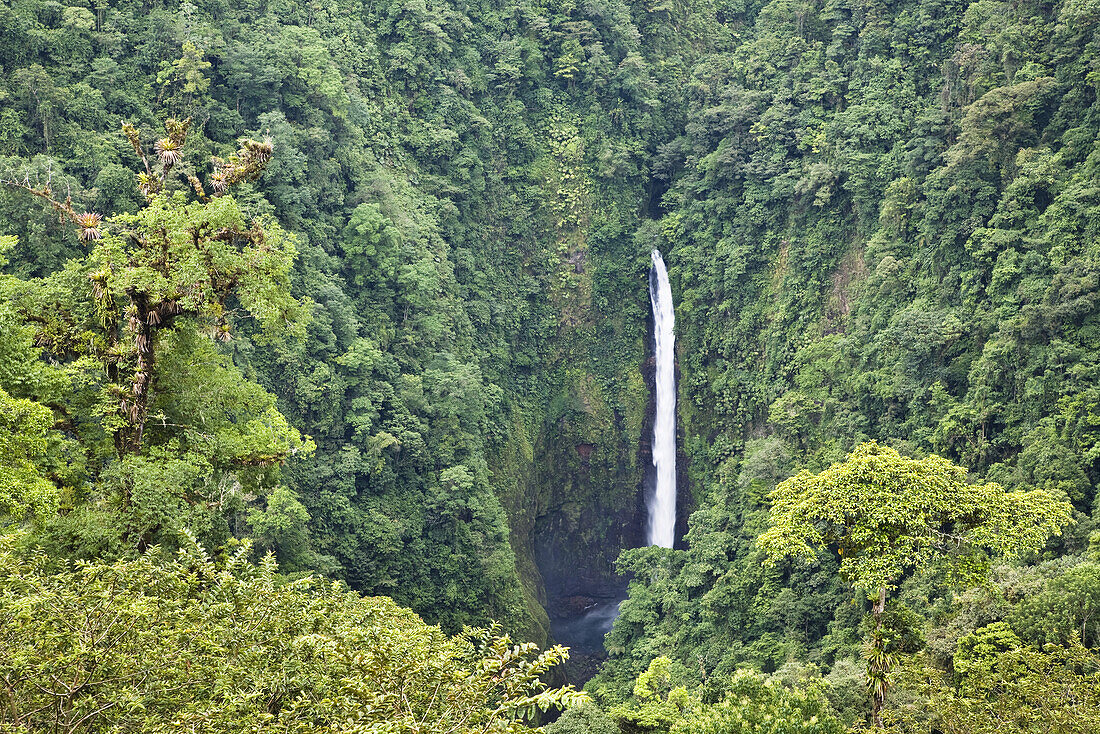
[593,2,1100,726]
[0,0,668,640]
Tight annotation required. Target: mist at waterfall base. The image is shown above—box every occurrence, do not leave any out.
[550,602,621,653]
[648,249,677,548]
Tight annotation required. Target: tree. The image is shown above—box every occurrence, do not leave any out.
[609,656,694,732]
[544,701,619,734]
[607,662,845,734]
[6,118,306,456]
[155,42,212,116]
[758,442,1072,728]
[0,236,65,524]
[668,670,844,734]
[2,120,314,556]
[0,387,57,523]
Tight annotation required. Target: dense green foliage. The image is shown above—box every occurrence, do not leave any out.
[759,442,1072,595]
[899,632,1100,733]
[758,442,1071,726]
[1,122,316,570]
[592,656,845,734]
[0,533,584,732]
[588,2,1100,729]
[4,0,1100,729]
[0,0,669,637]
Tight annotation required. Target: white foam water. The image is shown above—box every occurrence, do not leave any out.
[648,249,676,548]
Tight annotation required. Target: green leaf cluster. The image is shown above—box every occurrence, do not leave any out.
[0,534,584,733]
[759,442,1073,594]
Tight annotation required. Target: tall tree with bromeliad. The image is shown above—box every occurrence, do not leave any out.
[757,442,1073,729]
[1,118,316,562]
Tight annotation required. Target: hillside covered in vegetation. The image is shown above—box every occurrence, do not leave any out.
[3,0,1100,730]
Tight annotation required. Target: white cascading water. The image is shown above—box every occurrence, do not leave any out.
[648,249,676,548]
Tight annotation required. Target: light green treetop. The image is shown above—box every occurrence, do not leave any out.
[0,234,68,524]
[0,387,57,522]
[758,442,1074,728]
[758,442,1073,594]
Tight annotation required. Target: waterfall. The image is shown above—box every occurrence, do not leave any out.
[648,249,676,548]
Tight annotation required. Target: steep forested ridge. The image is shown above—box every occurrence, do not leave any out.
[4,0,1100,730]
[595,0,1100,697]
[0,0,676,641]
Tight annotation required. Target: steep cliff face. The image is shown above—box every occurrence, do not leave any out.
[518,255,704,684]
[533,368,648,617]
[530,196,653,645]
[496,106,658,643]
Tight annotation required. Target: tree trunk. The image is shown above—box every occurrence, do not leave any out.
[870,585,888,729]
[118,291,168,456]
